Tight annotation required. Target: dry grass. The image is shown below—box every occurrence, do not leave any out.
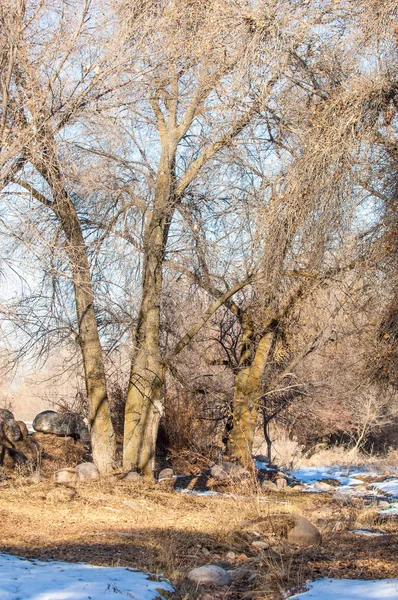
[0,474,396,599]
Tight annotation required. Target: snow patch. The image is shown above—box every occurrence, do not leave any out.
[0,553,173,600]
[288,578,398,599]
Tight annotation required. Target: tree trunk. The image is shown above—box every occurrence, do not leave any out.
[34,147,116,473]
[123,147,175,476]
[230,331,274,468]
[55,193,116,473]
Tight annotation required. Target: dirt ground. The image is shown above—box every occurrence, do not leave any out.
[0,472,397,600]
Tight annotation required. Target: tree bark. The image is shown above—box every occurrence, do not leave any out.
[33,145,116,473]
[123,147,175,475]
[229,331,274,468]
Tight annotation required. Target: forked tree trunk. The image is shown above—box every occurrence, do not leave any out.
[123,148,175,475]
[34,149,116,473]
[230,331,274,468]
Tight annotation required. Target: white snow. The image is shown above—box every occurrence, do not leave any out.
[370,479,398,497]
[289,466,364,488]
[379,502,398,516]
[0,553,173,600]
[349,528,385,537]
[288,578,398,599]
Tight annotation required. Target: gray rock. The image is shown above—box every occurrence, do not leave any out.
[76,462,99,481]
[275,477,287,489]
[17,421,29,439]
[0,409,14,423]
[76,420,90,444]
[123,471,142,481]
[261,480,278,492]
[314,481,335,491]
[334,492,352,505]
[251,540,269,550]
[158,468,174,480]
[287,516,322,546]
[3,419,21,442]
[226,551,236,560]
[187,564,232,586]
[55,468,78,485]
[210,461,249,482]
[320,478,341,487]
[33,410,88,441]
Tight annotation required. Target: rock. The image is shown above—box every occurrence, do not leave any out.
[33,410,88,440]
[287,516,322,546]
[202,547,211,555]
[314,481,335,492]
[251,540,269,550]
[158,468,174,480]
[3,419,21,442]
[0,409,14,423]
[55,468,78,485]
[76,462,99,481]
[17,421,29,439]
[187,565,232,586]
[226,551,236,560]
[76,420,90,444]
[123,471,142,481]
[210,461,249,482]
[334,492,352,505]
[320,478,341,487]
[275,477,287,489]
[261,480,278,492]
[230,567,252,582]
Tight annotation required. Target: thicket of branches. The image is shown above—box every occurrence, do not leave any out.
[0,0,397,474]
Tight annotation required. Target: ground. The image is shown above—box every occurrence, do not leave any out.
[0,473,397,599]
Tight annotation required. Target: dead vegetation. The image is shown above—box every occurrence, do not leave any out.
[0,475,396,599]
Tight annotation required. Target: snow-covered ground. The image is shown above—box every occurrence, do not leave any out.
[288,465,398,501]
[0,553,173,600]
[288,578,398,599]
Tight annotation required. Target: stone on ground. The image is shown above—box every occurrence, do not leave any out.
[210,461,249,481]
[287,515,322,546]
[55,467,78,484]
[158,468,174,480]
[76,462,99,481]
[188,564,232,586]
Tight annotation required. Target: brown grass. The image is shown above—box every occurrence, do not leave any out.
[0,475,397,599]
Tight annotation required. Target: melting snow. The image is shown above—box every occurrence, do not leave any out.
[370,480,398,497]
[0,553,173,600]
[349,528,385,537]
[288,578,398,599]
[289,466,364,487]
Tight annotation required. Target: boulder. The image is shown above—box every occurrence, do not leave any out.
[251,540,269,550]
[187,565,232,586]
[158,468,174,480]
[210,461,249,482]
[320,477,341,487]
[76,420,90,444]
[261,480,278,492]
[76,462,99,481]
[3,419,21,442]
[275,477,287,489]
[55,468,78,485]
[17,421,29,439]
[123,471,142,481]
[0,409,14,423]
[33,410,88,441]
[314,481,335,492]
[287,515,322,546]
